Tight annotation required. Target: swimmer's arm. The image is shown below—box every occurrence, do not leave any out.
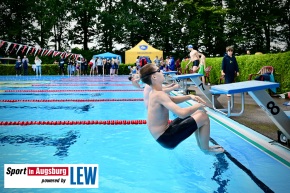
[132,80,141,88]
[170,95,206,104]
[169,95,191,104]
[158,93,203,118]
[162,84,179,93]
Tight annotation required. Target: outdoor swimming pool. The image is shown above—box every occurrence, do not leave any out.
[0,75,289,193]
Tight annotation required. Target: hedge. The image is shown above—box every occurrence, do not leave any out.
[0,63,135,76]
[181,51,290,93]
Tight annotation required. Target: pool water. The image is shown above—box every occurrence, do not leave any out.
[0,76,289,193]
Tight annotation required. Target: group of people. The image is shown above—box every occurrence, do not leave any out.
[19,55,121,77]
[63,56,120,76]
[15,55,42,76]
[137,55,181,73]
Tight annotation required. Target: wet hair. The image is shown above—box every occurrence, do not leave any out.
[140,64,156,85]
[226,46,234,52]
[128,76,133,81]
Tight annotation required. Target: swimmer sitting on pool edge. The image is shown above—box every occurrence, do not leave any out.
[140,64,224,153]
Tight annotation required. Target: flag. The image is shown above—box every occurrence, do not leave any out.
[16,44,23,54]
[10,43,17,53]
[30,47,35,55]
[5,42,12,53]
[26,46,31,55]
[0,40,6,48]
[22,46,27,54]
[37,48,42,55]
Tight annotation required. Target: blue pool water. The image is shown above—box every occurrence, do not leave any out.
[0,76,289,193]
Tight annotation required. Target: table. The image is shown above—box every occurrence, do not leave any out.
[210,80,290,140]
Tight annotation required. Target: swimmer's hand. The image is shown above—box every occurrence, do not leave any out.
[190,95,206,104]
[173,84,180,90]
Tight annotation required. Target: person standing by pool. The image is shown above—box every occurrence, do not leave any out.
[198,54,206,85]
[186,45,202,73]
[221,46,239,84]
[34,56,42,77]
[96,57,103,76]
[15,56,22,76]
[221,46,239,98]
[22,55,29,75]
[114,57,119,75]
[140,64,224,153]
[59,56,65,76]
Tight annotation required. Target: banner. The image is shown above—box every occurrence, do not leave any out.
[4,164,99,188]
[0,40,82,58]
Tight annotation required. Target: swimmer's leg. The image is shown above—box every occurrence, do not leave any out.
[192,66,198,73]
[192,110,224,154]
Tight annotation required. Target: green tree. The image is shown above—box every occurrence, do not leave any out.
[70,0,100,50]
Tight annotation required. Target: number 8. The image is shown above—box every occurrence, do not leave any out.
[266,101,280,115]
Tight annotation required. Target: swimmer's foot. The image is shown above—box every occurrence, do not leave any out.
[207,145,224,154]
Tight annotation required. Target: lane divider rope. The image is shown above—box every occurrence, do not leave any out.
[0,99,143,102]
[32,84,132,86]
[0,120,172,126]
[4,89,142,92]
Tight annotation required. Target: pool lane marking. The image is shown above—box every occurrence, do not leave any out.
[4,89,143,92]
[171,91,290,167]
[0,99,143,102]
[171,91,279,192]
[210,138,274,193]
[32,84,133,86]
[0,120,148,125]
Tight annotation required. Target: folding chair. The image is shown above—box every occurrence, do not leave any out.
[248,66,274,80]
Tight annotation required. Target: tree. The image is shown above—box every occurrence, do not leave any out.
[70,0,100,50]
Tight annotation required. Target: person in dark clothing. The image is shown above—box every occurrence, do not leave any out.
[105,59,111,75]
[221,46,239,84]
[59,56,65,75]
[15,57,22,76]
[22,55,29,75]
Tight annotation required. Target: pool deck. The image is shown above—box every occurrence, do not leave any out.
[188,84,290,141]
[182,84,290,166]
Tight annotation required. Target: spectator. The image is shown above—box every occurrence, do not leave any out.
[67,59,73,76]
[110,58,115,76]
[89,57,96,76]
[83,58,88,75]
[198,54,206,85]
[169,56,175,71]
[105,59,111,75]
[96,57,103,76]
[22,55,29,75]
[114,57,119,75]
[15,56,22,76]
[80,58,86,75]
[59,56,65,75]
[136,56,140,70]
[35,56,42,77]
[221,46,239,96]
[140,56,147,67]
[175,58,181,74]
[71,59,76,75]
[154,56,160,67]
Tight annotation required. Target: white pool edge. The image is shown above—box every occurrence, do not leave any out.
[171,91,290,168]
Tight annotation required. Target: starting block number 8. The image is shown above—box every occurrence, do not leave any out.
[267,101,280,115]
